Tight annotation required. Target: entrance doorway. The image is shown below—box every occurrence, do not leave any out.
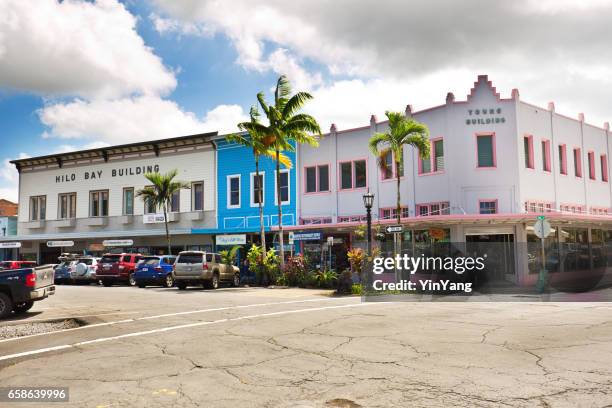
[39,243,61,265]
[466,233,516,284]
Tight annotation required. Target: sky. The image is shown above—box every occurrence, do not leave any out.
[0,0,611,202]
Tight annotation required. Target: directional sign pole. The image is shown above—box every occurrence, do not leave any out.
[535,216,548,293]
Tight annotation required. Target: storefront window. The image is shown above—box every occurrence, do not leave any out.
[559,227,589,273]
[527,226,559,274]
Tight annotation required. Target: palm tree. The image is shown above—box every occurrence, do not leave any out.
[226,106,292,256]
[369,111,430,224]
[137,169,190,256]
[254,75,321,267]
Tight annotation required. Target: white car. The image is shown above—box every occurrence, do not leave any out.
[71,257,101,284]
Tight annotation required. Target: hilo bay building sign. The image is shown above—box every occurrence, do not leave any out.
[56,165,161,183]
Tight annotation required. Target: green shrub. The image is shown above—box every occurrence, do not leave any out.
[351,283,363,295]
[281,255,307,286]
[314,269,338,289]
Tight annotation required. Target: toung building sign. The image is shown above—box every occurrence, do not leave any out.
[466,107,505,125]
[55,164,160,183]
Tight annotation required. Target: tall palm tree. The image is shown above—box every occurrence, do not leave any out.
[369,111,430,224]
[226,106,292,255]
[137,169,190,256]
[254,75,321,267]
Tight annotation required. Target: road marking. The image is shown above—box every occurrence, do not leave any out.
[0,297,352,344]
[0,302,387,362]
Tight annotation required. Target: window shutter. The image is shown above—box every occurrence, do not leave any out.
[477,135,494,167]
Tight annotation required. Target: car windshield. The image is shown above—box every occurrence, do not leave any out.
[177,253,203,264]
[77,259,93,265]
[143,257,160,266]
[101,255,121,263]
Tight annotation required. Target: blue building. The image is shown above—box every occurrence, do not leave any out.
[212,135,297,249]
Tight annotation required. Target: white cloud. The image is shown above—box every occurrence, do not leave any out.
[0,153,28,202]
[38,96,248,145]
[0,0,176,99]
[152,0,612,126]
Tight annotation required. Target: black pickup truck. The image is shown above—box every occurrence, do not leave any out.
[0,265,55,318]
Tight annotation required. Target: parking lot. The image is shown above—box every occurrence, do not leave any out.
[1,284,612,407]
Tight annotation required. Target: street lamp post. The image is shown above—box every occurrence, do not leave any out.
[362,191,374,257]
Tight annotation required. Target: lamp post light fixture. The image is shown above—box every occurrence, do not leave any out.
[362,190,374,257]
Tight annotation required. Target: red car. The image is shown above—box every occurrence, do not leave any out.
[0,261,38,271]
[97,253,143,286]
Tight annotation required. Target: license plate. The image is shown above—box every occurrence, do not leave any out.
[104,265,110,270]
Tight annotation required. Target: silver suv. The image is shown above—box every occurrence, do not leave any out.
[172,251,240,290]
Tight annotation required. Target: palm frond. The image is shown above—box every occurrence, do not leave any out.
[282,92,313,118]
[368,132,389,156]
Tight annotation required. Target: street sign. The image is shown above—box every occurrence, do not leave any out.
[0,242,21,248]
[533,219,552,239]
[327,236,334,245]
[288,232,294,245]
[385,225,403,234]
[292,232,322,241]
[103,239,134,247]
[537,215,546,221]
[47,241,74,247]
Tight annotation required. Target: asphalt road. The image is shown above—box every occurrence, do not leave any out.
[1,285,612,407]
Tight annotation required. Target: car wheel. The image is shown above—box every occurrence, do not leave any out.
[0,293,13,319]
[232,273,240,287]
[164,275,174,288]
[128,273,136,286]
[177,282,187,290]
[102,280,112,287]
[211,273,219,290]
[13,301,34,314]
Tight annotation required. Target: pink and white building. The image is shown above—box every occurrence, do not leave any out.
[288,75,612,285]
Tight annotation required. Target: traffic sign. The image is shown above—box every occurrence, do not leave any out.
[385,225,403,234]
[534,219,552,239]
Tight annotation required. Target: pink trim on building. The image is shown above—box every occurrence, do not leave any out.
[601,154,609,182]
[542,139,551,172]
[573,147,582,178]
[478,199,499,214]
[303,163,331,195]
[524,200,556,214]
[475,132,497,169]
[559,144,567,175]
[337,158,368,191]
[588,150,596,180]
[524,135,534,169]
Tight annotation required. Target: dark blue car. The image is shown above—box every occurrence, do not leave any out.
[54,260,76,284]
[133,256,177,288]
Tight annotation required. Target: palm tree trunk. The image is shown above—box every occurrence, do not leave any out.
[163,202,171,255]
[396,159,401,224]
[255,157,266,256]
[276,149,285,268]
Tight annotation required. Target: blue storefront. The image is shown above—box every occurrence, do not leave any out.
[192,134,298,280]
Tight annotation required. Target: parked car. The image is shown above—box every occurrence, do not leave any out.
[133,255,177,288]
[54,260,78,284]
[97,253,143,286]
[0,264,55,318]
[0,261,38,271]
[71,257,100,284]
[172,251,240,290]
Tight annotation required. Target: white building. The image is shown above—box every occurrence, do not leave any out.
[10,134,218,263]
[291,75,612,286]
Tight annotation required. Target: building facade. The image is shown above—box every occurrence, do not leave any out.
[10,133,218,263]
[209,136,297,246]
[290,75,612,285]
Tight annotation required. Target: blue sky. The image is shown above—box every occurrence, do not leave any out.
[0,0,611,201]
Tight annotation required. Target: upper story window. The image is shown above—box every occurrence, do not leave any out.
[523,135,534,169]
[275,170,290,205]
[433,139,444,172]
[250,173,264,206]
[123,188,134,215]
[170,190,180,212]
[144,186,156,214]
[479,200,497,214]
[559,144,567,175]
[339,159,367,190]
[542,140,551,172]
[588,151,596,180]
[416,202,450,217]
[227,175,241,208]
[382,151,404,179]
[573,148,582,177]
[29,196,46,221]
[89,190,109,217]
[601,154,608,182]
[192,181,204,211]
[380,207,410,220]
[476,134,496,168]
[305,165,330,193]
[58,193,76,219]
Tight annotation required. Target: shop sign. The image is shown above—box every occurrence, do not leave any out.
[466,107,505,125]
[103,240,134,247]
[55,164,160,183]
[47,241,74,247]
[292,232,322,241]
[216,234,247,246]
[0,242,21,248]
[88,243,105,251]
[143,213,166,224]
